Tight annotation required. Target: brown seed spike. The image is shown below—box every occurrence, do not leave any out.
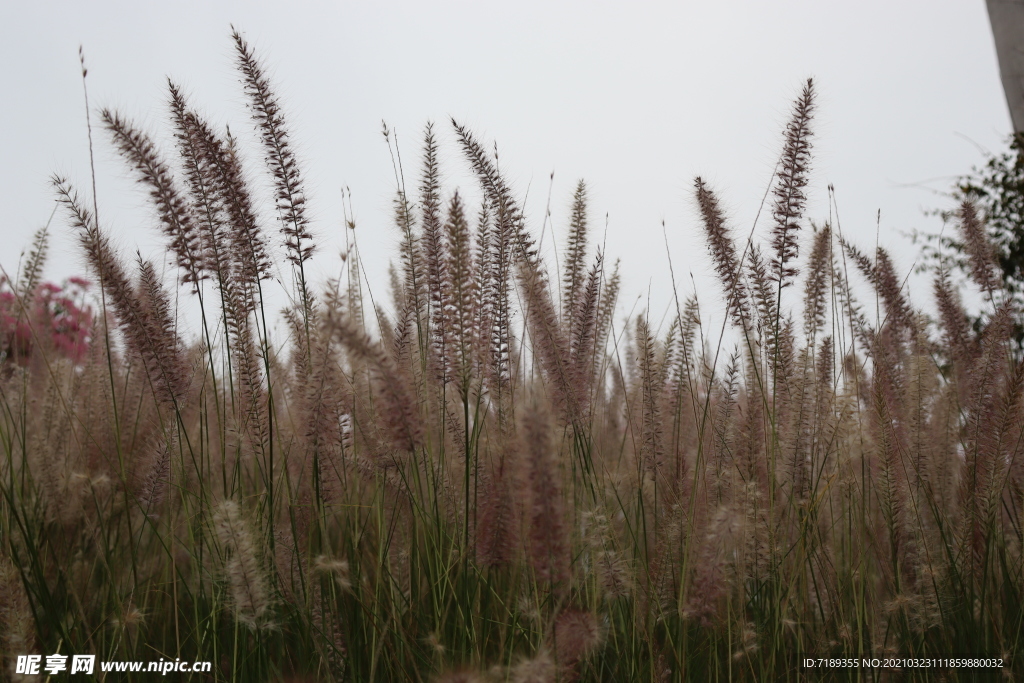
[563,180,590,326]
[420,122,449,382]
[553,608,603,672]
[326,309,423,453]
[102,108,208,289]
[695,177,750,328]
[520,403,570,584]
[233,27,315,324]
[803,222,831,339]
[442,191,478,393]
[474,447,519,569]
[957,200,1001,293]
[770,78,815,289]
[53,177,189,408]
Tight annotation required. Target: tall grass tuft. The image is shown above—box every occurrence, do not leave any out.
[3,33,1024,682]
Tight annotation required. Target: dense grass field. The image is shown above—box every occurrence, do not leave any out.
[2,31,1022,682]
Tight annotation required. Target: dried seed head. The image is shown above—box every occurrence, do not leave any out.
[595,550,633,599]
[554,609,603,665]
[109,605,146,634]
[213,500,274,631]
[520,404,569,584]
[732,623,759,660]
[424,631,445,655]
[510,650,556,683]
[313,555,351,592]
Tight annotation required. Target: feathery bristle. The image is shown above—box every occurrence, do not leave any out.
[519,260,577,422]
[135,256,190,393]
[474,449,519,568]
[102,108,208,288]
[217,129,274,295]
[553,608,603,668]
[695,178,750,327]
[958,303,1014,579]
[454,122,581,421]
[136,433,173,520]
[452,119,525,236]
[227,281,268,450]
[593,258,620,370]
[233,28,314,269]
[393,185,423,331]
[310,582,347,678]
[454,121,525,422]
[934,269,976,370]
[746,243,778,337]
[803,223,831,339]
[977,353,1024,533]
[179,99,273,304]
[569,251,603,405]
[770,78,815,288]
[54,178,189,407]
[521,403,570,584]
[168,81,231,288]
[871,346,910,577]
[510,650,556,683]
[636,316,664,476]
[842,239,913,337]
[327,310,423,453]
[213,500,274,631]
[420,122,449,380]
[957,200,1001,293]
[313,555,352,592]
[563,180,590,325]
[18,226,49,304]
[441,191,478,391]
[302,313,349,504]
[474,197,513,414]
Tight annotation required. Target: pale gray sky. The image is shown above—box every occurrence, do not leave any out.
[0,1,1011,334]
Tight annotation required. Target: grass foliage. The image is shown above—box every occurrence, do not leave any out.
[1,33,1022,682]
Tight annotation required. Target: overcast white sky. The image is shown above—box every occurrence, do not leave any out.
[0,1,1012,334]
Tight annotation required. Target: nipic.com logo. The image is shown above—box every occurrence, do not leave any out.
[15,654,213,676]
[16,655,95,675]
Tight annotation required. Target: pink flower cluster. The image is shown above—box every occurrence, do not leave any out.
[0,276,93,365]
